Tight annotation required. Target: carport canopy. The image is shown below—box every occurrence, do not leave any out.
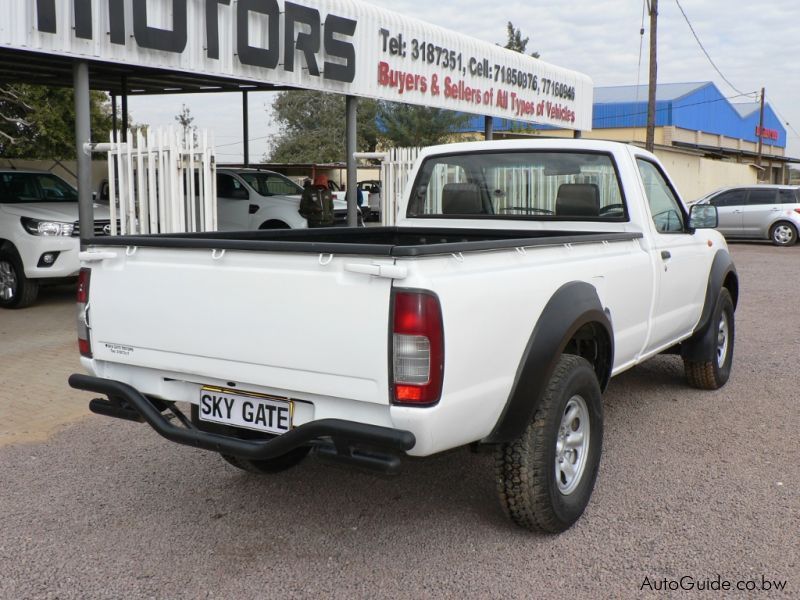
[0,0,593,234]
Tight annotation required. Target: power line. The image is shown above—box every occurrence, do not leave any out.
[216,134,270,149]
[769,103,800,140]
[673,0,748,96]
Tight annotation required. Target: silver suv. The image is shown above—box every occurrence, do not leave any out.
[695,185,800,246]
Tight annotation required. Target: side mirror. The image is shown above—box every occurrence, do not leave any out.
[689,204,718,229]
[230,187,249,200]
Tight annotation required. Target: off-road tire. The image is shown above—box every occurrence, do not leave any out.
[221,447,311,474]
[0,251,39,309]
[684,288,735,390]
[495,354,603,533]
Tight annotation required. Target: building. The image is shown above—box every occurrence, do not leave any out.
[461,82,793,200]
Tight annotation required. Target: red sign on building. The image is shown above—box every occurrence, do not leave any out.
[756,126,779,141]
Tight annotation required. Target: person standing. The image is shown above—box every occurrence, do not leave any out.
[299,175,334,228]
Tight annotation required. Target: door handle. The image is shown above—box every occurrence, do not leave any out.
[732,210,742,214]
[661,250,671,260]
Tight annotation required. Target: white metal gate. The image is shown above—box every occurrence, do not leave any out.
[103,128,217,235]
[379,147,419,226]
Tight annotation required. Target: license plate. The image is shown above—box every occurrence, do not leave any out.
[198,387,292,435]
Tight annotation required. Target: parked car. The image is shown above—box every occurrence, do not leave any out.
[216,169,362,229]
[694,185,800,246]
[0,170,111,308]
[70,140,736,533]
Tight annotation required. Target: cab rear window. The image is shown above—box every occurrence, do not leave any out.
[407,151,627,221]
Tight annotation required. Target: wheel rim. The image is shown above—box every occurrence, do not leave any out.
[555,395,591,496]
[716,311,730,368]
[773,224,794,245]
[0,260,17,301]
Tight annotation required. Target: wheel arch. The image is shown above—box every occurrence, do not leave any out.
[483,281,613,444]
[0,239,20,256]
[258,219,291,230]
[681,249,737,362]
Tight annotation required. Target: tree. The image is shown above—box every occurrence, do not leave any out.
[0,84,114,159]
[0,87,33,148]
[268,91,378,163]
[174,103,197,145]
[504,22,540,59]
[377,102,470,148]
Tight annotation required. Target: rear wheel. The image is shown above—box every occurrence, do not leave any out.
[495,354,603,533]
[684,288,735,389]
[769,221,797,246]
[221,447,310,474]
[190,404,310,473]
[0,251,39,309]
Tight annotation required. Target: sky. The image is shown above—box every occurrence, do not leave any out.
[129,0,800,162]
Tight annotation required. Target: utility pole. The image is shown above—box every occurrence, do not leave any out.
[756,87,765,180]
[645,0,658,152]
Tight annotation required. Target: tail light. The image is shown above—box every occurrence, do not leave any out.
[794,208,800,215]
[76,268,92,357]
[391,291,444,406]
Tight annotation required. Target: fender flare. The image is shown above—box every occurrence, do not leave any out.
[483,281,613,444]
[0,239,21,259]
[681,249,738,362]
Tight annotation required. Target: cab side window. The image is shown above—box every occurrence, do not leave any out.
[217,174,247,199]
[265,175,298,196]
[710,190,746,208]
[636,159,685,233]
[778,189,798,204]
[746,189,777,205]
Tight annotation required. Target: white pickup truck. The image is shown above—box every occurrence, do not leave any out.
[0,170,111,308]
[69,140,738,533]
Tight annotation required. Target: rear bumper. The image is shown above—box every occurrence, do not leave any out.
[69,374,416,472]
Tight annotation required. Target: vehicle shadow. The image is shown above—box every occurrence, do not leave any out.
[17,350,708,556]
[108,356,696,543]
[35,283,76,306]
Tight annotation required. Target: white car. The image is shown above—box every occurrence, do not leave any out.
[216,169,362,230]
[0,170,110,308]
[72,140,736,533]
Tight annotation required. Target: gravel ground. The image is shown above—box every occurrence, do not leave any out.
[0,243,797,599]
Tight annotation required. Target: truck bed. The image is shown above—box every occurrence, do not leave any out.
[86,227,642,257]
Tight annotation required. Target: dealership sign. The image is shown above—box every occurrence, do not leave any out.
[2,0,592,129]
[755,126,779,141]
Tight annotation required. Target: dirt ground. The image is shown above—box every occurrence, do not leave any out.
[0,242,797,599]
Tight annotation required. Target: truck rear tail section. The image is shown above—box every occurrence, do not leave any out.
[79,247,396,408]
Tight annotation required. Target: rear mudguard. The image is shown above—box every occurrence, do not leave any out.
[681,250,738,362]
[483,281,613,444]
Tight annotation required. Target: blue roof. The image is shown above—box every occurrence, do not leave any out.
[459,81,786,148]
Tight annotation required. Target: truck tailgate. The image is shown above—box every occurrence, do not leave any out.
[86,247,395,405]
